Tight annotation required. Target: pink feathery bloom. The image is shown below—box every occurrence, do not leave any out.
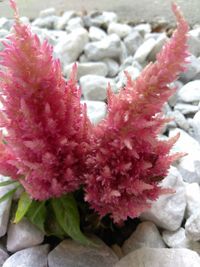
[0,1,91,200]
[84,3,189,223]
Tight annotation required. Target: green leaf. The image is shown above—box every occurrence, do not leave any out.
[0,180,19,187]
[26,200,47,232]
[51,194,96,246]
[14,191,32,223]
[0,188,17,204]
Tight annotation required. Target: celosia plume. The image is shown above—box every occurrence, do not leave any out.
[84,3,189,223]
[0,1,91,199]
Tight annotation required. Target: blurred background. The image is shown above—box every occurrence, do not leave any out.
[0,0,199,25]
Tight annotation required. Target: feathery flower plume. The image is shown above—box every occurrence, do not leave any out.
[84,3,189,223]
[0,1,91,200]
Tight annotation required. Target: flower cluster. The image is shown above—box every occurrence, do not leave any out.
[0,2,189,222]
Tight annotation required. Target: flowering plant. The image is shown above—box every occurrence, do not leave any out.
[0,1,189,245]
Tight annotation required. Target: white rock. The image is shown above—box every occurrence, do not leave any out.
[32,16,58,29]
[89,26,107,41]
[0,18,13,31]
[188,34,200,57]
[39,8,56,18]
[178,80,200,102]
[185,183,200,218]
[54,11,76,30]
[0,246,8,266]
[122,221,166,255]
[0,176,16,237]
[66,17,83,31]
[48,238,118,267]
[169,128,200,183]
[3,245,49,267]
[168,81,184,108]
[80,75,116,100]
[84,11,118,28]
[148,33,168,61]
[54,28,88,65]
[6,218,44,252]
[64,62,108,79]
[124,31,143,56]
[0,29,9,38]
[133,38,156,63]
[81,100,107,124]
[103,58,119,77]
[117,63,142,89]
[114,248,200,267]
[141,167,186,231]
[108,23,132,39]
[133,23,151,36]
[174,103,198,115]
[84,34,122,61]
[168,110,189,131]
[192,110,200,143]
[180,55,200,82]
[162,227,200,254]
[185,212,200,241]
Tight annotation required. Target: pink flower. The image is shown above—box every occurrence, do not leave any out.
[84,3,189,223]
[0,2,91,200]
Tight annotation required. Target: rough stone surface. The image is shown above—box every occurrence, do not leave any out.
[178,80,200,102]
[192,110,200,143]
[185,183,200,218]
[141,166,186,231]
[148,33,168,61]
[107,22,132,39]
[64,62,108,79]
[0,246,8,267]
[169,128,200,183]
[80,75,116,100]
[103,58,119,77]
[39,8,56,18]
[179,55,200,83]
[84,34,122,61]
[133,38,156,63]
[2,245,49,267]
[185,212,200,241]
[89,26,107,41]
[81,100,107,124]
[48,238,118,267]
[174,103,199,115]
[6,218,44,252]
[114,248,200,267]
[54,11,76,30]
[122,221,165,255]
[54,28,88,64]
[124,31,143,56]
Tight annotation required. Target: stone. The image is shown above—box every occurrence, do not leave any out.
[0,246,8,267]
[80,75,116,100]
[0,18,13,31]
[114,248,200,267]
[191,110,200,143]
[48,238,118,267]
[54,11,76,30]
[64,62,108,79]
[124,31,143,56]
[133,23,151,36]
[66,17,84,31]
[133,38,156,63]
[103,58,119,77]
[179,55,200,83]
[32,16,59,29]
[89,26,107,41]
[54,28,88,65]
[108,23,132,39]
[0,176,16,237]
[39,8,56,18]
[2,245,49,267]
[81,100,107,124]
[185,212,200,241]
[185,183,200,218]
[122,221,166,255]
[141,166,186,231]
[174,103,198,115]
[169,128,200,183]
[188,34,200,57]
[162,227,200,254]
[178,80,200,102]
[168,110,189,131]
[83,11,118,28]
[6,218,44,252]
[84,34,122,61]
[168,81,184,108]
[148,33,168,61]
[0,29,9,38]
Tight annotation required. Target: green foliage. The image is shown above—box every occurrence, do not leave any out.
[14,191,32,223]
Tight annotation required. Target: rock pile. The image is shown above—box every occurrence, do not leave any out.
[1,6,200,267]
